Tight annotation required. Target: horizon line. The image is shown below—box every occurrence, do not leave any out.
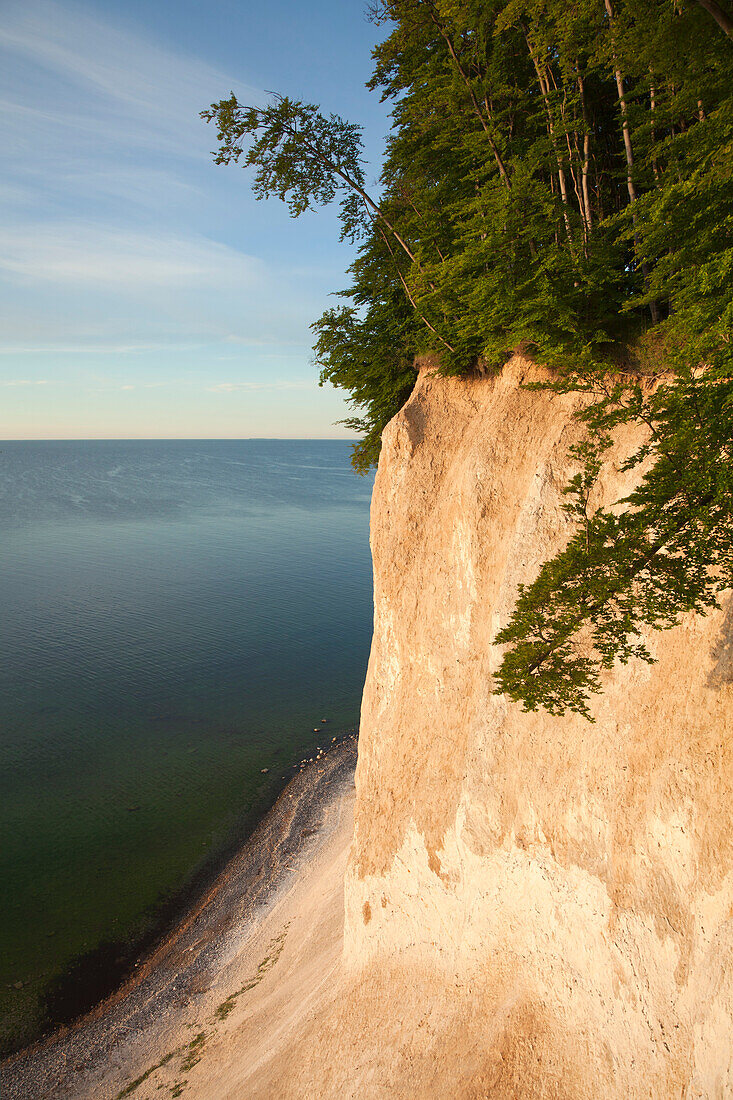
[0,435,359,443]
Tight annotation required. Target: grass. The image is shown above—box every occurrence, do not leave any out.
[214,993,239,1021]
[114,1049,180,1098]
[215,924,289,1021]
[179,1031,207,1073]
[115,1031,208,1099]
[115,924,291,1096]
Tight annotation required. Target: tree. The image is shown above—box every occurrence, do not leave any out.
[204,0,733,716]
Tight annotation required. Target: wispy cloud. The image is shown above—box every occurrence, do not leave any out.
[0,1,331,359]
[0,0,267,242]
[0,0,355,437]
[0,342,204,355]
[207,381,316,393]
[1,378,49,386]
[0,0,258,155]
[0,225,263,287]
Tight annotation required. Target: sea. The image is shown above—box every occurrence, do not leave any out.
[0,439,374,1055]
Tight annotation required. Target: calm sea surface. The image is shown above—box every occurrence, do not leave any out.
[0,439,374,1054]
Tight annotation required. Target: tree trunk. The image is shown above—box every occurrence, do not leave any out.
[604,0,638,205]
[649,79,661,185]
[694,0,733,37]
[578,72,593,240]
[525,33,578,263]
[604,0,659,323]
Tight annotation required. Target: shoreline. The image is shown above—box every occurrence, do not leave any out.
[10,727,358,1059]
[2,733,357,1100]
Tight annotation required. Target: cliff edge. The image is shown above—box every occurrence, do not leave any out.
[8,357,730,1100]
[278,355,733,1098]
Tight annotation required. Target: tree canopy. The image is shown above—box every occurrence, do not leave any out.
[203,0,733,716]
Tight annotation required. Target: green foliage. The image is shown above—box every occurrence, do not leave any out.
[204,0,733,713]
[201,93,369,239]
[495,372,733,718]
[313,304,417,473]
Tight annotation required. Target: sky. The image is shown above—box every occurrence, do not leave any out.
[0,0,392,438]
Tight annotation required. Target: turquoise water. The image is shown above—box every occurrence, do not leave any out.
[0,439,374,1054]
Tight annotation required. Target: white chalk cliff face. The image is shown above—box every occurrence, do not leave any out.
[284,357,733,1098]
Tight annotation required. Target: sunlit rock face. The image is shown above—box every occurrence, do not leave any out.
[279,356,733,1099]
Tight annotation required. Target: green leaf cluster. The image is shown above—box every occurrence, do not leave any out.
[495,374,733,718]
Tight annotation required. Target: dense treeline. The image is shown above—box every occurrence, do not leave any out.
[321,0,730,467]
[205,0,733,715]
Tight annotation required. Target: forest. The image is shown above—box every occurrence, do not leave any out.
[204,0,733,716]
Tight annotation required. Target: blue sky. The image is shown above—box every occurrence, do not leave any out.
[1,0,391,438]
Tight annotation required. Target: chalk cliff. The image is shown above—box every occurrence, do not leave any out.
[279,356,733,1099]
